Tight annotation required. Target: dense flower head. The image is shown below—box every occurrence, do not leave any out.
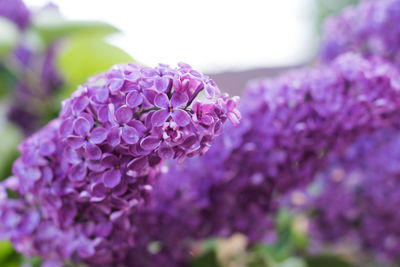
[123,53,400,266]
[320,0,400,64]
[295,128,400,262]
[0,0,30,29]
[0,62,239,266]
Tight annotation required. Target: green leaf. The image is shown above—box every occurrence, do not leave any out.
[32,8,119,44]
[0,18,19,58]
[191,249,220,267]
[306,255,354,267]
[57,36,133,99]
[0,241,22,267]
[0,241,14,262]
[0,67,16,98]
[0,121,22,181]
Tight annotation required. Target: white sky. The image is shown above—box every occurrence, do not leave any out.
[26,0,318,73]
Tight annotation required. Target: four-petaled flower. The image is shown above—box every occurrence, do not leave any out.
[152,93,190,127]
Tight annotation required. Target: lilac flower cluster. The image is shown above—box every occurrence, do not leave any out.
[298,128,400,262]
[0,1,63,135]
[320,0,400,64]
[0,62,239,266]
[0,0,30,29]
[123,53,400,266]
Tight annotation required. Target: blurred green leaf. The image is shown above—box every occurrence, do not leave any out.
[0,241,14,262]
[191,249,220,267]
[32,6,119,44]
[0,67,16,98]
[306,255,354,267]
[0,121,22,181]
[57,36,133,99]
[34,20,120,45]
[0,241,22,267]
[0,18,19,58]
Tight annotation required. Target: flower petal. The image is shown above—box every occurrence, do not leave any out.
[69,164,87,182]
[115,105,133,124]
[107,126,121,147]
[171,92,188,108]
[140,136,161,151]
[103,169,121,188]
[126,90,143,108]
[74,117,91,137]
[151,109,170,126]
[85,142,102,160]
[90,127,107,144]
[154,93,169,108]
[127,157,148,171]
[107,78,124,92]
[171,109,191,127]
[122,126,139,144]
[155,76,170,92]
[158,144,174,159]
[60,118,74,137]
[101,154,119,168]
[66,136,85,149]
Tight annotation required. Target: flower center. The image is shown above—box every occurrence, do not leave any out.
[115,164,120,170]
[169,107,173,112]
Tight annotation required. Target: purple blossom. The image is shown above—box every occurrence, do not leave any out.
[0,62,239,266]
[320,0,400,65]
[125,54,400,266]
[0,0,30,29]
[297,128,400,262]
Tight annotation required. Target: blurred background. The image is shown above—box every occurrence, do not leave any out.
[0,0,364,266]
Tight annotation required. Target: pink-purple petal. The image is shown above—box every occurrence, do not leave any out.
[103,169,121,188]
[154,93,169,108]
[66,136,85,149]
[121,126,139,144]
[85,142,102,160]
[171,109,191,127]
[140,136,161,151]
[69,164,87,182]
[74,117,91,137]
[90,127,107,144]
[171,92,188,108]
[115,106,133,124]
[126,91,143,108]
[107,126,121,147]
[151,109,170,126]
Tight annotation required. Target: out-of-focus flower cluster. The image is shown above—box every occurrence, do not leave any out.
[122,53,400,266]
[0,0,63,135]
[295,129,400,262]
[0,0,30,29]
[0,62,239,266]
[320,0,400,64]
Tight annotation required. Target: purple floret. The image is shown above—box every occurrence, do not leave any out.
[0,0,30,29]
[320,0,400,65]
[125,53,400,266]
[0,62,240,266]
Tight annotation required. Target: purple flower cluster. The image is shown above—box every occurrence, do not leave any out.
[122,53,400,266]
[320,0,400,64]
[0,0,30,29]
[0,1,63,135]
[298,128,400,262]
[0,62,239,266]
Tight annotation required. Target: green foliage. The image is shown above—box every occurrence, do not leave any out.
[0,241,22,267]
[57,36,133,100]
[306,255,354,267]
[314,0,359,33]
[191,248,220,267]
[32,7,120,45]
[0,121,22,181]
